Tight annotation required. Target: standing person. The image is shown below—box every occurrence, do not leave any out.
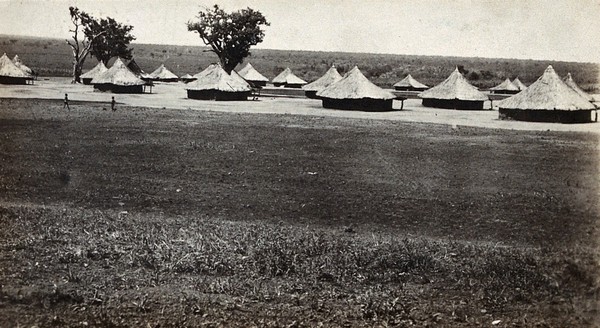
[63,93,70,110]
[111,96,116,111]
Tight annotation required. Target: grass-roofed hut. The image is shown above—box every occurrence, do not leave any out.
[238,63,269,88]
[564,73,593,102]
[513,78,528,91]
[150,64,179,82]
[393,74,429,91]
[316,66,396,111]
[498,65,597,123]
[179,74,197,83]
[91,58,146,93]
[272,67,307,88]
[0,53,33,85]
[418,67,488,110]
[80,62,108,85]
[12,55,34,76]
[489,78,520,94]
[186,64,252,101]
[302,65,343,99]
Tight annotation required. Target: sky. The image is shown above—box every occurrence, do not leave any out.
[0,0,599,63]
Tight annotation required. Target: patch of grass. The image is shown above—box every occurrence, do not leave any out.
[0,205,598,326]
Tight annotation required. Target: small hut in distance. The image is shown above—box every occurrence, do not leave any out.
[238,63,269,87]
[149,64,179,82]
[563,73,593,102]
[393,74,428,91]
[179,74,197,83]
[0,53,34,84]
[489,78,520,94]
[272,68,307,88]
[418,67,488,110]
[302,65,343,99]
[91,58,146,93]
[80,62,108,85]
[498,65,597,123]
[513,78,528,91]
[317,66,396,111]
[12,55,34,76]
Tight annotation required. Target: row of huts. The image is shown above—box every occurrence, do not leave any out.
[2,52,596,123]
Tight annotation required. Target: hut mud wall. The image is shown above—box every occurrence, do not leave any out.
[499,109,597,124]
[0,76,30,85]
[422,98,485,110]
[322,97,394,111]
[93,84,144,94]
[187,89,250,101]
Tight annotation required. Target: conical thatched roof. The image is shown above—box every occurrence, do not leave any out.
[150,64,178,80]
[498,65,595,111]
[393,74,429,89]
[419,67,488,101]
[0,53,31,78]
[489,78,519,92]
[181,74,194,79]
[186,64,251,92]
[303,65,343,92]
[272,67,307,85]
[80,62,108,79]
[513,78,528,91]
[193,64,218,79]
[238,63,269,82]
[91,58,145,86]
[563,73,593,102]
[126,58,152,79]
[12,55,33,75]
[316,66,396,100]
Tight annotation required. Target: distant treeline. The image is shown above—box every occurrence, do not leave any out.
[1,34,598,92]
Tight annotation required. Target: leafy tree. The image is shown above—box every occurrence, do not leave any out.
[66,7,100,83]
[86,17,135,65]
[66,7,135,83]
[187,5,269,74]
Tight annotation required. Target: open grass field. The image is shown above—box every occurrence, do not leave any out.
[0,97,599,326]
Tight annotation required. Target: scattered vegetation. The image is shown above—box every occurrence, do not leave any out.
[65,7,135,83]
[1,35,597,91]
[187,4,269,73]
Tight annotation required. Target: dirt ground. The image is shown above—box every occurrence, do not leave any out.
[0,86,599,327]
[1,77,598,133]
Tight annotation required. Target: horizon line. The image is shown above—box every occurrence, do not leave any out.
[1,33,598,66]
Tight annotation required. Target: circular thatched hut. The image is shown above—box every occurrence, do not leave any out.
[418,67,488,110]
[238,63,269,88]
[489,78,520,94]
[393,74,429,91]
[149,64,179,82]
[186,64,252,101]
[0,53,33,85]
[302,65,342,99]
[272,68,307,88]
[80,62,108,85]
[498,66,597,123]
[316,66,396,111]
[91,58,146,93]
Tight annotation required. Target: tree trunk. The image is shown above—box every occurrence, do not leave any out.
[71,61,81,84]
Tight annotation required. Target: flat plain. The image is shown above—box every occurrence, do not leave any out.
[0,92,598,326]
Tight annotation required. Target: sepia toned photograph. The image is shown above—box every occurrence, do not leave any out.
[0,0,598,326]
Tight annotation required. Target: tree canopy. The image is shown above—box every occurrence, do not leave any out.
[86,17,135,65]
[66,6,135,83]
[187,5,269,74]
